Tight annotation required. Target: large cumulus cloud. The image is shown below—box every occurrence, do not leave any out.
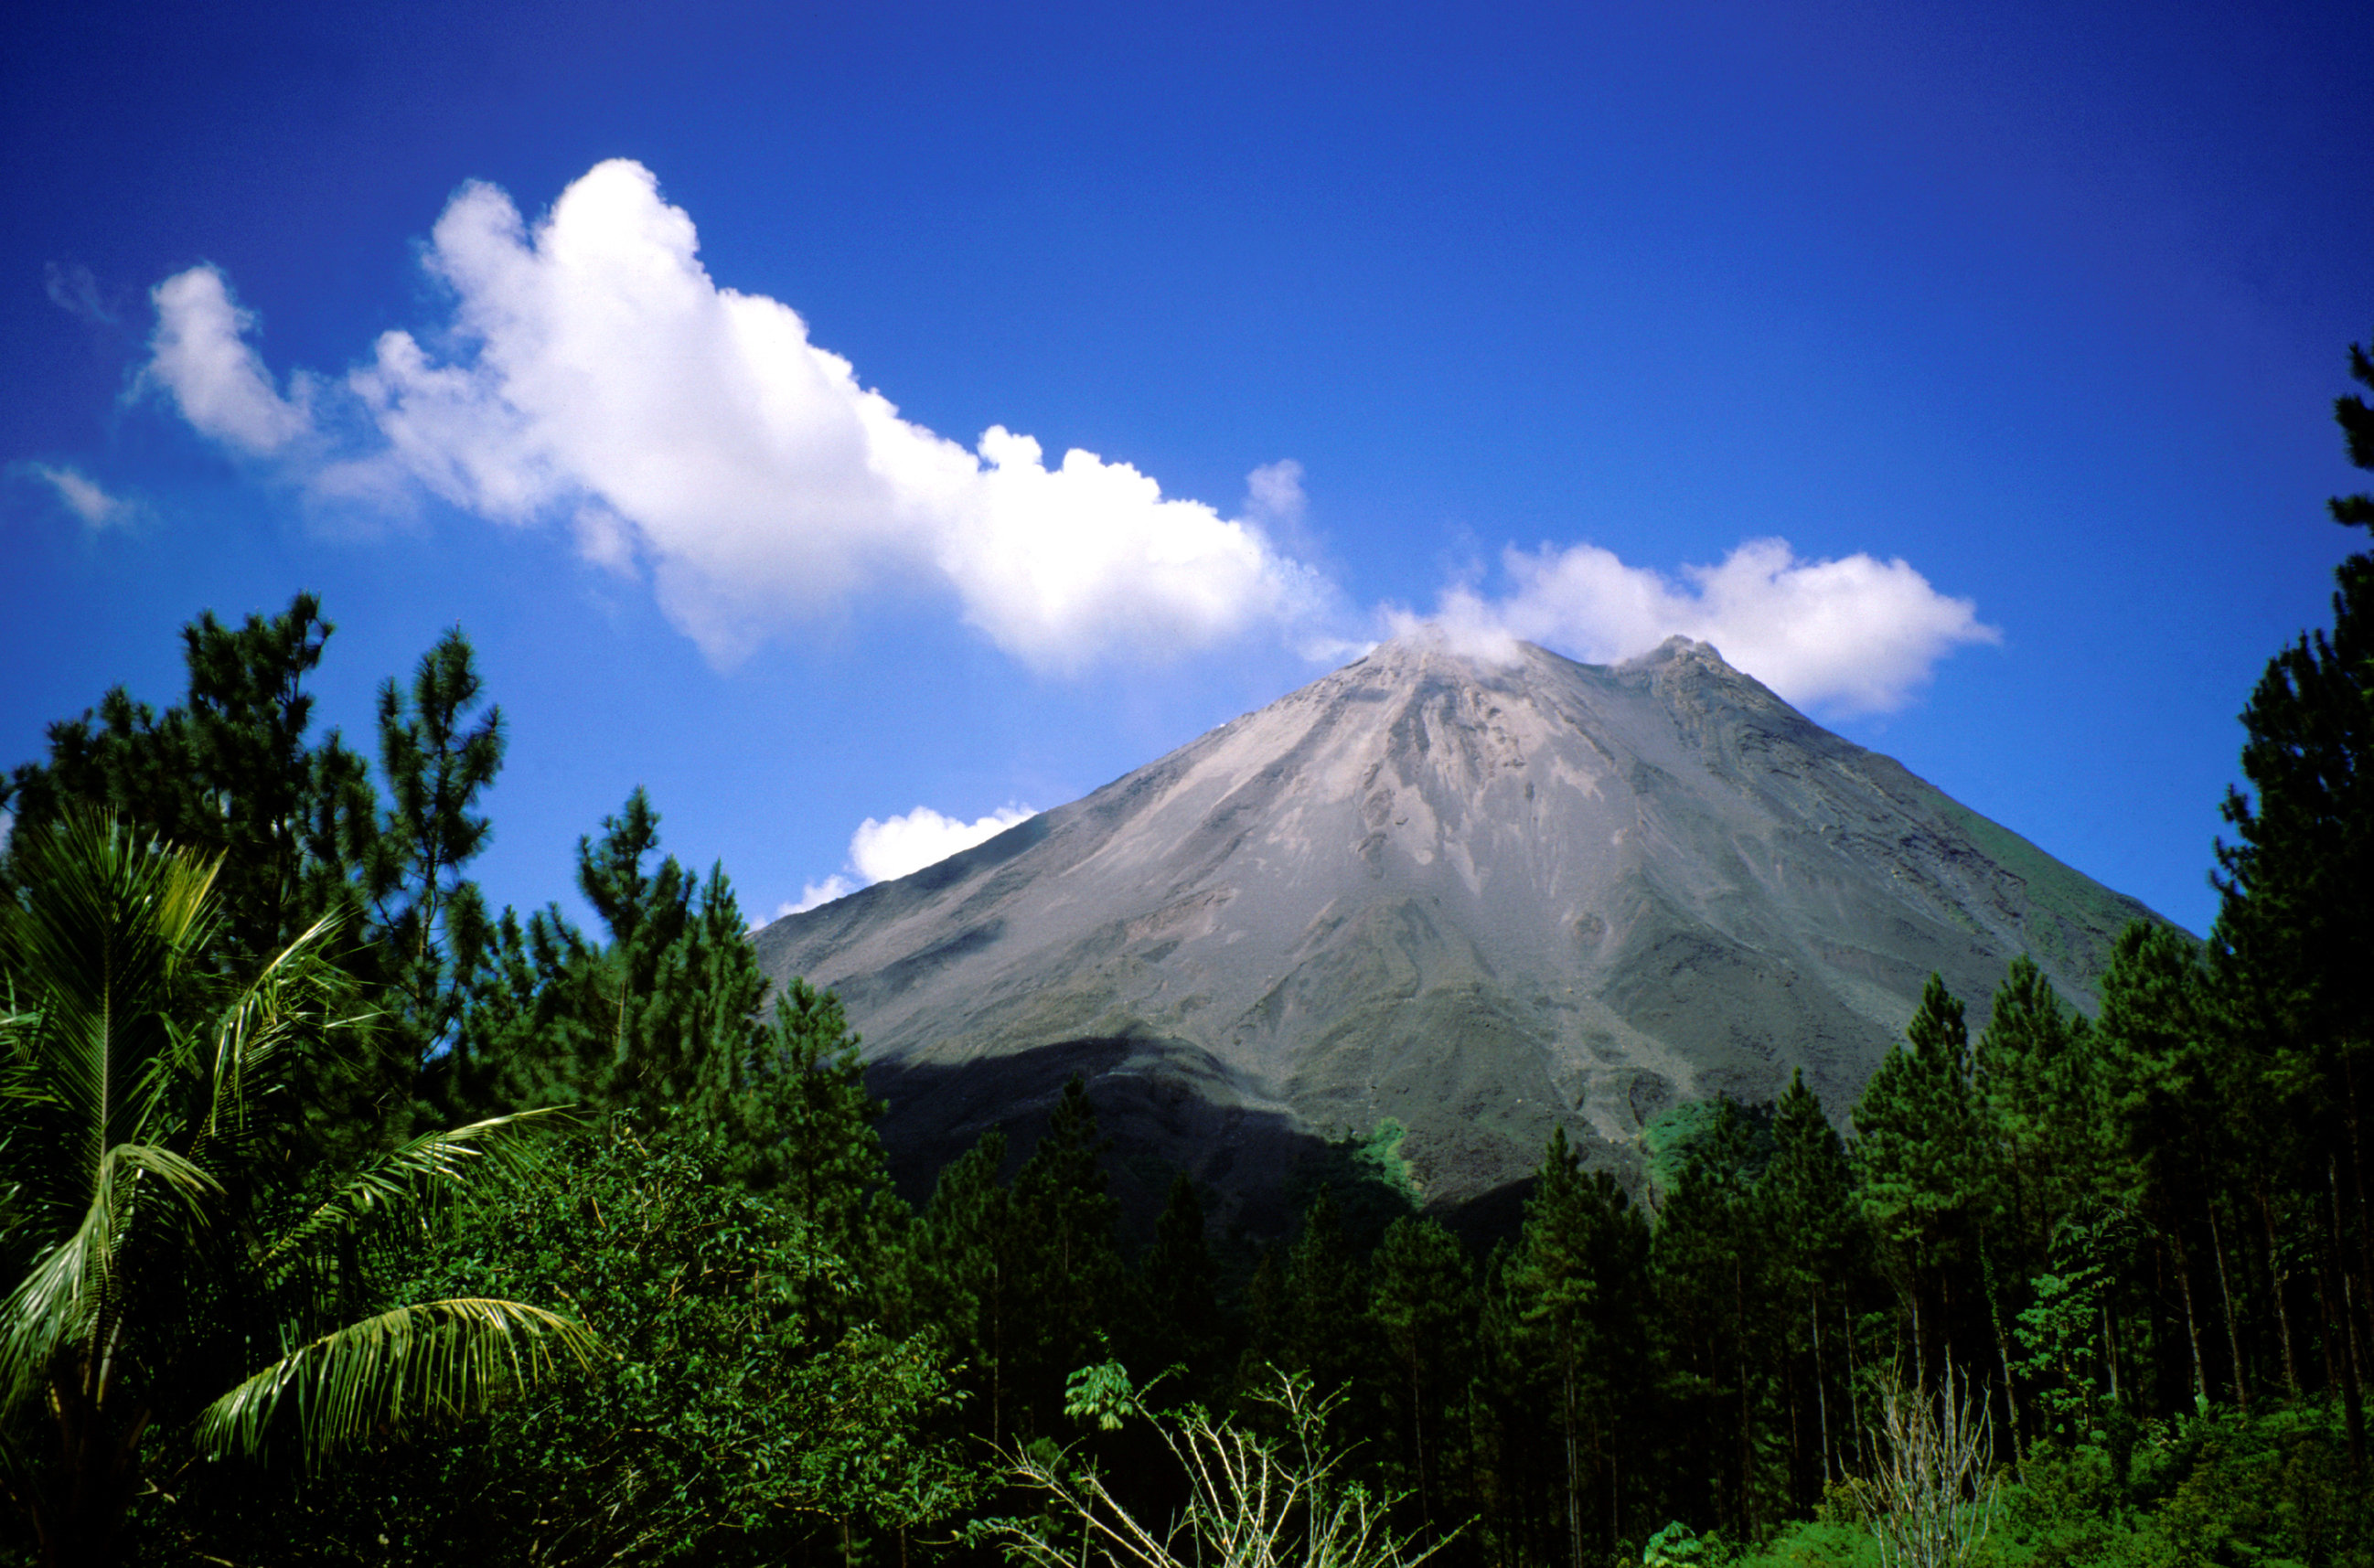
[143,160,1323,670]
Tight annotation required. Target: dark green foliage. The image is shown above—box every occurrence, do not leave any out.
[0,602,524,1163]
[1257,1187,1370,1404]
[2012,1207,2131,1447]
[1509,1126,1652,1564]
[904,1129,1019,1445]
[1368,1216,1474,1531]
[0,816,588,1568]
[1976,956,2092,1262]
[1980,1403,2374,1568]
[1653,1099,1788,1539]
[1640,1098,1774,1200]
[2329,331,2374,529]
[1007,1077,1128,1433]
[2092,923,2231,1407]
[1759,1070,1870,1509]
[354,628,506,1093]
[1137,1174,1225,1395]
[436,788,778,1134]
[1853,974,1989,1381]
[172,1118,966,1567]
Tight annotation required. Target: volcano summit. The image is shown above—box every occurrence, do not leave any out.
[753,633,2156,1223]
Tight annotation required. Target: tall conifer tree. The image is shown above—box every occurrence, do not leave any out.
[1369,1216,1476,1531]
[1854,973,1985,1379]
[1513,1126,1651,1563]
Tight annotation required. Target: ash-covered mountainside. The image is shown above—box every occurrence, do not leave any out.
[753,633,2159,1225]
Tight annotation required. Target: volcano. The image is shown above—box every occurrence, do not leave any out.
[751,634,2157,1228]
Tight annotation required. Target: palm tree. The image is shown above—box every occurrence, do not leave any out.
[0,815,597,1567]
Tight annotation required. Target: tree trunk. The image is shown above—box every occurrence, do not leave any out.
[1813,1296,1834,1486]
[2260,1183,2303,1398]
[1605,1418,1620,1553]
[1408,1341,1429,1527]
[2170,1226,2210,1407]
[2325,1157,2366,1471]
[1980,1233,2023,1456]
[1845,1299,1866,1473]
[2350,1275,2371,1477]
[989,1259,1004,1450]
[2208,1200,2251,1407]
[1785,1337,1802,1509]
[1909,1282,1925,1393]
[2348,1054,2374,1337]
[1562,1354,1584,1568]
[2101,1302,2122,1405]
[1736,1256,1752,1533]
[43,1379,141,1568]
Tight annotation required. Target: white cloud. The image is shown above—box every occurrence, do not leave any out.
[850,804,1037,882]
[22,464,134,529]
[770,803,1037,924]
[144,160,1321,671]
[779,875,860,919]
[139,266,315,456]
[1244,459,1307,529]
[1396,537,1999,716]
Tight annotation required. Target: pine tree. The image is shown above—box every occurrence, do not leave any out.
[1138,1174,1226,1396]
[444,788,772,1122]
[910,1130,1016,1445]
[352,628,506,1102]
[1369,1216,1476,1532]
[1652,1098,1776,1537]
[1008,1077,1126,1436]
[1853,974,1986,1380]
[1977,956,2092,1263]
[1512,1126,1651,1564]
[1276,1187,1369,1403]
[1759,1070,1866,1505]
[1237,1244,1291,1391]
[2215,327,2374,1452]
[2092,921,2229,1408]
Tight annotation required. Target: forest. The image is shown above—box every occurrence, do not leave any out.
[2,350,2371,1568]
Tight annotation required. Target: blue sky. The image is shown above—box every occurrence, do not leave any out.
[5,0,2369,940]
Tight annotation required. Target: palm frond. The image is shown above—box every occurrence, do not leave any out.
[199,908,370,1147]
[0,1141,223,1412]
[191,1296,603,1465]
[257,1108,573,1284]
[0,816,220,1221]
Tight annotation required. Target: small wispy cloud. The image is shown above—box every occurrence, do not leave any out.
[771,803,1038,923]
[1244,458,1307,529]
[136,266,316,456]
[44,262,116,326]
[18,463,137,529]
[1390,537,1999,717]
[775,875,860,921]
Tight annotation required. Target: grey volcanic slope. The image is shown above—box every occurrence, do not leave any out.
[753,634,2160,1218]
